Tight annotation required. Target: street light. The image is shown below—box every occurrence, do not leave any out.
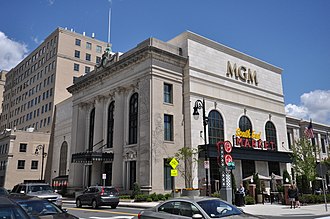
[193,98,209,196]
[35,144,47,181]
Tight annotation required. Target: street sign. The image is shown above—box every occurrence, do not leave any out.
[224,154,233,165]
[224,141,233,153]
[227,161,235,170]
[204,160,210,169]
[102,173,106,179]
[171,169,178,177]
[316,163,328,176]
[170,158,179,169]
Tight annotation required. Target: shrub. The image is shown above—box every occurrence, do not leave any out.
[146,197,153,202]
[164,193,171,200]
[149,193,158,201]
[119,195,131,199]
[134,194,148,202]
[157,193,166,201]
[245,195,255,205]
[131,182,141,199]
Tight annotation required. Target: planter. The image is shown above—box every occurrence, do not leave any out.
[181,189,200,197]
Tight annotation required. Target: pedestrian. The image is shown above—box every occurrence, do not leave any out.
[288,183,298,209]
[238,183,245,206]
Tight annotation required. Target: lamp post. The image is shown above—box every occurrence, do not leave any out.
[35,144,47,181]
[193,98,209,196]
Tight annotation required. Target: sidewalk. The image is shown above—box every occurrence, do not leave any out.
[63,198,330,217]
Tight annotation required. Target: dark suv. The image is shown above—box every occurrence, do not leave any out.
[76,186,119,209]
[11,183,62,207]
[0,196,32,219]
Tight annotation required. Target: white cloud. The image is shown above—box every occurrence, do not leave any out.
[285,90,330,125]
[48,0,55,5]
[31,36,42,45]
[0,31,28,71]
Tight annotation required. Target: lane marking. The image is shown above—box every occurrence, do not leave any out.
[66,207,138,217]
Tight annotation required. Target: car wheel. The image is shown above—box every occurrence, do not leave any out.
[92,200,98,209]
[111,204,117,209]
[76,198,82,208]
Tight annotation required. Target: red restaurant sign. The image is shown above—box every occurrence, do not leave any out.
[234,128,276,151]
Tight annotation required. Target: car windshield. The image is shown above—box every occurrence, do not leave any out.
[0,207,29,219]
[28,185,54,193]
[0,188,9,195]
[197,199,242,218]
[18,200,62,216]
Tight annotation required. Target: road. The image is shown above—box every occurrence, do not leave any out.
[63,202,141,219]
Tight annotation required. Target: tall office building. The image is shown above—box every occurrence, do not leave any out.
[0,70,7,115]
[0,28,108,132]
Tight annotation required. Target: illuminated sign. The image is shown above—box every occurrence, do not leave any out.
[234,128,276,151]
[226,61,258,86]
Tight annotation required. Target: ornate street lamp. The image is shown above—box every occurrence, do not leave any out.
[193,98,209,196]
[35,144,47,181]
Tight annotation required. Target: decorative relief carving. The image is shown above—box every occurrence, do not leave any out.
[124,149,137,160]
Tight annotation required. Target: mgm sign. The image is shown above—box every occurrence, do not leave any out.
[226,61,258,86]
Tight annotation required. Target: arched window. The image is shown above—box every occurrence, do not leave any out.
[107,101,115,148]
[265,121,277,150]
[129,93,138,144]
[239,116,252,132]
[88,108,95,151]
[208,110,224,144]
[59,141,68,176]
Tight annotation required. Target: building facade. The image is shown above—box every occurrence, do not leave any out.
[0,27,108,132]
[0,129,50,189]
[65,31,329,196]
[0,70,7,115]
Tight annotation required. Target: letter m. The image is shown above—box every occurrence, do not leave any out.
[227,61,238,78]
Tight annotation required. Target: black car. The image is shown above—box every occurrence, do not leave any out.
[0,196,32,219]
[0,187,9,196]
[8,194,78,219]
[76,186,119,209]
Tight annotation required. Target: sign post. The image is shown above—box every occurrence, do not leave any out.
[316,163,328,212]
[170,158,179,197]
[102,173,106,187]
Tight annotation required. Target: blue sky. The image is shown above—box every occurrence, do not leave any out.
[0,0,329,125]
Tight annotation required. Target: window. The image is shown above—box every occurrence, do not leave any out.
[129,161,136,190]
[129,93,138,144]
[96,45,102,53]
[321,136,326,153]
[85,66,91,73]
[265,121,277,150]
[287,131,292,150]
[164,114,173,141]
[19,143,27,152]
[75,39,81,46]
[89,108,95,151]
[17,160,25,169]
[59,141,68,176]
[74,50,80,58]
[239,115,252,132]
[164,83,173,104]
[74,63,79,71]
[86,42,92,50]
[96,56,101,64]
[107,101,115,148]
[86,53,91,61]
[208,110,224,144]
[164,159,173,190]
[31,160,38,170]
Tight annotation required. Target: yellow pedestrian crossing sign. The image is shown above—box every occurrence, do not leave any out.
[169,158,179,169]
[171,169,178,177]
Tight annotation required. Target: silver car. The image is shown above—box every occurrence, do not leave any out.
[138,197,261,219]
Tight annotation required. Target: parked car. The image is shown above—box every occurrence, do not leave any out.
[0,196,32,219]
[138,197,260,219]
[11,182,62,207]
[8,194,78,219]
[0,187,9,196]
[76,186,119,209]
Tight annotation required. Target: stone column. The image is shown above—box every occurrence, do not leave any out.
[91,97,105,185]
[68,103,87,193]
[112,90,125,189]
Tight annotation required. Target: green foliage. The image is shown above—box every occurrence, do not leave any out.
[164,193,171,200]
[119,195,131,199]
[300,194,330,204]
[211,193,221,198]
[134,194,149,202]
[131,182,141,199]
[134,192,170,202]
[174,147,200,188]
[157,193,166,201]
[146,197,153,202]
[291,138,317,183]
[244,195,255,205]
[253,173,261,194]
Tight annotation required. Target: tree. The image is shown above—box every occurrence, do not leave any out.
[291,138,317,183]
[174,147,199,188]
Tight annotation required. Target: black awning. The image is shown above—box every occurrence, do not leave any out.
[71,151,114,163]
[199,144,292,163]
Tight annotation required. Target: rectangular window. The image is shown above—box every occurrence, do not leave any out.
[85,66,91,73]
[164,83,173,104]
[19,143,27,152]
[96,45,102,53]
[86,53,91,61]
[17,160,25,169]
[164,159,173,190]
[75,39,81,46]
[96,56,101,64]
[86,42,92,50]
[321,136,326,153]
[164,114,173,141]
[31,160,38,170]
[74,63,79,71]
[74,50,80,58]
[287,132,292,150]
